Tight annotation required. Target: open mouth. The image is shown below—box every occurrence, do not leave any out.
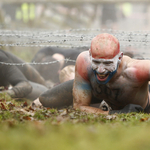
[96,73,109,81]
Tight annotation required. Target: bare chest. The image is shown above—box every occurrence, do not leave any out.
[90,73,144,109]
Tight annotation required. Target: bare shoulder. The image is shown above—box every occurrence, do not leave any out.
[75,51,90,81]
[76,51,90,65]
[123,55,150,68]
[123,55,150,81]
[76,51,89,60]
[122,55,135,66]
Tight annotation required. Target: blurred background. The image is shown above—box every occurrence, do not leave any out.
[1,1,150,31]
[0,0,150,61]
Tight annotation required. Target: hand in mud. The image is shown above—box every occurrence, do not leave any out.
[31,98,42,108]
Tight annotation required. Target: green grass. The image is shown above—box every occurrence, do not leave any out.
[0,94,150,150]
[0,48,150,150]
[0,119,150,150]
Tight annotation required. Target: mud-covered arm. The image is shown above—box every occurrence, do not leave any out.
[1,63,32,98]
[73,73,108,115]
[73,52,108,115]
[5,81,32,98]
[18,64,46,86]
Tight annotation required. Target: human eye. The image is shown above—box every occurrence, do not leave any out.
[92,60,100,64]
[103,61,113,65]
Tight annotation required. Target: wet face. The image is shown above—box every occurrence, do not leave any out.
[91,53,122,83]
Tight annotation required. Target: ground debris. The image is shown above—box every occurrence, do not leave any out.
[140,117,149,122]
[0,102,7,111]
[105,115,117,120]
[0,96,149,125]
[58,109,68,116]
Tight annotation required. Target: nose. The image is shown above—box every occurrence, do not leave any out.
[98,64,105,73]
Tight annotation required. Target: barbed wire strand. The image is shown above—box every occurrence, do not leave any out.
[0,57,150,67]
[0,28,150,66]
[0,58,76,66]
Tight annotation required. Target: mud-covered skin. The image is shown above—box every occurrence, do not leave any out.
[0,49,47,99]
[39,79,102,109]
[2,50,46,86]
[39,80,74,109]
[39,34,150,114]
[73,50,150,114]
[72,33,150,115]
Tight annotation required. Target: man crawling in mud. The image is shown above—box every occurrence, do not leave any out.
[72,33,150,114]
[39,33,150,114]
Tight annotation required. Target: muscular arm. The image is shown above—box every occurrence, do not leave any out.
[0,51,32,98]
[73,73,108,115]
[18,64,46,86]
[5,81,32,98]
[2,65,32,98]
[4,50,46,86]
[73,52,108,115]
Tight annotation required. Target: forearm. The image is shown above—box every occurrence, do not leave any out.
[20,64,46,86]
[75,105,109,115]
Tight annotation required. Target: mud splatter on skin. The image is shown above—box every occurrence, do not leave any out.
[91,33,120,59]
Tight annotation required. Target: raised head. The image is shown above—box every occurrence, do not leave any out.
[90,33,120,59]
[89,33,123,84]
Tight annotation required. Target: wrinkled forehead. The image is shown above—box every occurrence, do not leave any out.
[90,53,119,62]
[91,33,120,59]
